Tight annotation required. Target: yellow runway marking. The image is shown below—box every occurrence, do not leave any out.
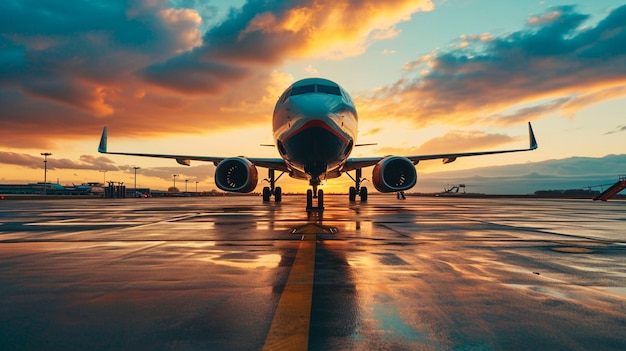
[262,234,317,351]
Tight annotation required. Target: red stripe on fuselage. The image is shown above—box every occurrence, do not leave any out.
[282,119,349,144]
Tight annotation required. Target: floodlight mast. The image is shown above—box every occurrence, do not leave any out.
[41,152,52,196]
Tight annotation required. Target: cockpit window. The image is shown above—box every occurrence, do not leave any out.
[290,85,315,96]
[286,83,343,98]
[317,84,341,95]
[279,88,291,103]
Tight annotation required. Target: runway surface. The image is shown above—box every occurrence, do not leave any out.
[1,195,625,350]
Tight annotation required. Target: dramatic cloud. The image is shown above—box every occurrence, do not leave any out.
[0,0,433,149]
[0,1,201,114]
[0,0,209,146]
[206,0,432,62]
[140,54,250,94]
[362,5,626,128]
[141,0,433,91]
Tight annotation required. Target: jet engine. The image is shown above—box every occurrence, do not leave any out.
[372,156,417,192]
[215,157,258,193]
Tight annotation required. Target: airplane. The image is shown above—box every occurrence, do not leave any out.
[98,77,537,210]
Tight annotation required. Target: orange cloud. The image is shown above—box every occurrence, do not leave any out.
[360,5,626,129]
[374,130,517,156]
[239,0,433,59]
[160,8,203,52]
[1,0,436,149]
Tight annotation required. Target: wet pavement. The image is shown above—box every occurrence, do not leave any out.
[0,195,625,350]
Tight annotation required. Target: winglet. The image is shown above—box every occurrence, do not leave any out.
[528,122,538,150]
[98,127,108,153]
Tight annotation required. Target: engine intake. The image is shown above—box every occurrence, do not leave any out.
[372,156,417,192]
[215,157,258,193]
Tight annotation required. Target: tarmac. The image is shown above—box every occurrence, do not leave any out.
[0,195,625,350]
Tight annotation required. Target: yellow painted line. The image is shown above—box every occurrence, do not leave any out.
[262,234,317,351]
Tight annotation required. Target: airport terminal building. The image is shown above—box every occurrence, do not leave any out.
[0,183,100,196]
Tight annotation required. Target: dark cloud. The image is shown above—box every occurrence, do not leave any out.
[6,1,623,157]
[0,152,43,169]
[0,0,207,146]
[1,0,430,149]
[78,155,118,170]
[140,51,250,94]
[365,5,626,127]
[0,0,197,111]
[0,152,117,170]
[485,97,573,126]
[604,124,626,135]
[142,0,431,90]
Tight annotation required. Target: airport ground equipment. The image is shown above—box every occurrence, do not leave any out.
[593,175,626,201]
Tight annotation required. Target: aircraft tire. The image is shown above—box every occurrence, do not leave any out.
[318,189,324,208]
[306,189,313,209]
[360,186,368,201]
[274,187,282,202]
[262,187,271,202]
[349,186,357,201]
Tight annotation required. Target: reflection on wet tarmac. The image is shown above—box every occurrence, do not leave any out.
[199,252,282,269]
[0,196,625,350]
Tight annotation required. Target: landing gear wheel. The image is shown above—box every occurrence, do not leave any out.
[349,186,357,202]
[306,189,313,209]
[262,187,271,202]
[359,186,368,201]
[317,189,324,209]
[274,187,282,202]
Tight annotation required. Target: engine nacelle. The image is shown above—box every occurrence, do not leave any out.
[215,157,258,193]
[372,156,417,193]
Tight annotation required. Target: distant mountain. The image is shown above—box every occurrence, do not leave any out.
[417,154,626,194]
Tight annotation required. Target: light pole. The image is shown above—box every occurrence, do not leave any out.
[195,181,199,193]
[41,152,52,195]
[172,174,179,192]
[99,170,108,184]
[133,166,140,195]
[185,179,189,192]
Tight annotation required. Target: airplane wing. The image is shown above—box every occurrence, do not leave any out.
[97,127,289,172]
[342,122,537,172]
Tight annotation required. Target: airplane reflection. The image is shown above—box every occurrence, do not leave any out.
[309,239,361,349]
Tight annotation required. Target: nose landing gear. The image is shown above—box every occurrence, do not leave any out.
[306,180,324,212]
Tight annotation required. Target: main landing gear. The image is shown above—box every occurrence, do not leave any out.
[347,168,368,202]
[262,169,284,202]
[306,180,324,212]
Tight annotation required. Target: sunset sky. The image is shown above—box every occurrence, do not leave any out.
[1,0,625,193]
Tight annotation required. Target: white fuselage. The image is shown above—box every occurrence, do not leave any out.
[272,78,358,184]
